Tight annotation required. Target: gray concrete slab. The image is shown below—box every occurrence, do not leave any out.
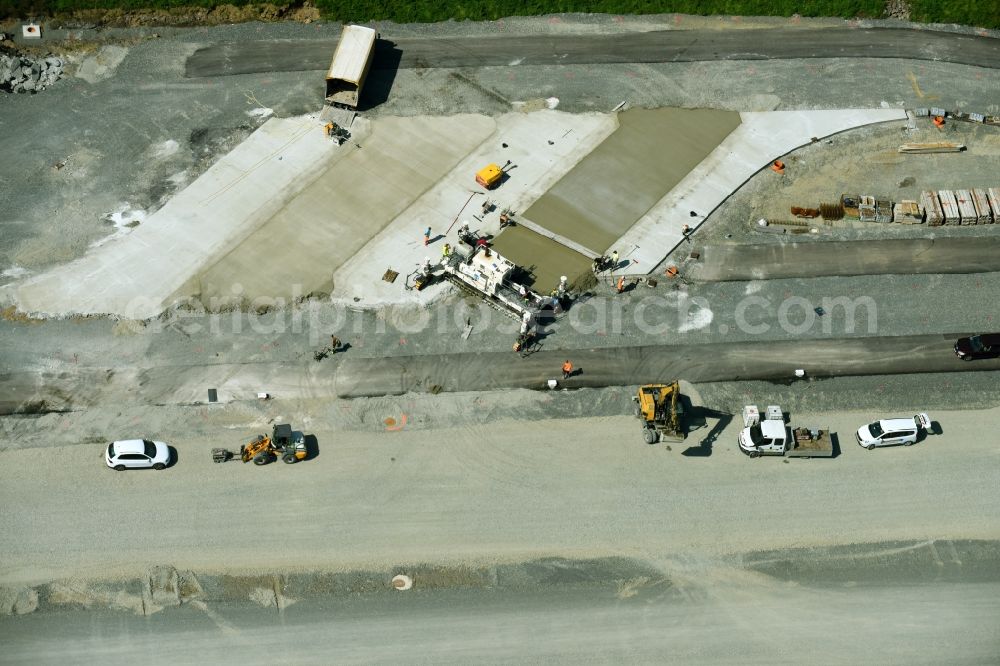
[694,237,1000,281]
[186,114,496,305]
[522,108,741,254]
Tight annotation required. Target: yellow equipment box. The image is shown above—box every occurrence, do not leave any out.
[475,163,503,189]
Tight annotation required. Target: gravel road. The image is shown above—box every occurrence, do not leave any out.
[2,407,998,588]
[4,543,999,664]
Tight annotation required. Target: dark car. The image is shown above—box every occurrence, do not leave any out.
[954,333,1000,361]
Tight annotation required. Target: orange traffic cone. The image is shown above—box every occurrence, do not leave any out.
[771,160,785,174]
[933,116,945,128]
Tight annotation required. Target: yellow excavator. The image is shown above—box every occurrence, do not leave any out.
[633,381,685,444]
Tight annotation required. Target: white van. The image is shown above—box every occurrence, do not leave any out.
[856,414,931,450]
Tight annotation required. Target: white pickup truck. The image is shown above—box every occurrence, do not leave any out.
[738,405,834,459]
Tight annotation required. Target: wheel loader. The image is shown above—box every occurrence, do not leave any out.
[211,423,307,465]
[633,381,685,444]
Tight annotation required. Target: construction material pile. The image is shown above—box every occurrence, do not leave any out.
[807,188,999,226]
[0,54,64,93]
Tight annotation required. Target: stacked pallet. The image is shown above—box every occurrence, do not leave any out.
[971,189,994,224]
[938,190,960,224]
[920,191,944,226]
[841,194,860,218]
[955,190,978,224]
[858,195,877,223]
[875,199,893,224]
[893,200,923,224]
[989,189,1000,222]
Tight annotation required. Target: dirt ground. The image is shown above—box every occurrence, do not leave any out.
[1,13,1000,660]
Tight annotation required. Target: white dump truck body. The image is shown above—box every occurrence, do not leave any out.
[325,25,376,109]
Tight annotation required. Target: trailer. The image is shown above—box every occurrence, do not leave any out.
[325,25,376,109]
[738,405,834,458]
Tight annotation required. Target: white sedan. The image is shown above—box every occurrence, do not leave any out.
[105,439,171,470]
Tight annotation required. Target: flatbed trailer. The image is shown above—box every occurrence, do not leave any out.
[785,427,834,458]
[738,405,834,458]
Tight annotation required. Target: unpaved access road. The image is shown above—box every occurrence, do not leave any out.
[2,408,998,587]
[186,27,1000,77]
[4,333,996,414]
[5,545,999,665]
[694,237,1000,281]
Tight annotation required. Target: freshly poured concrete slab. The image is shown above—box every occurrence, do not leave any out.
[613,108,909,275]
[3,115,344,318]
[521,108,741,254]
[189,115,496,305]
[329,110,616,307]
[490,226,594,294]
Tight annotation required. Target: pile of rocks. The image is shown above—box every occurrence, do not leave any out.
[0,54,64,93]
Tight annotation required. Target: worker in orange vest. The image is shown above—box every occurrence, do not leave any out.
[562,360,573,380]
[616,276,625,293]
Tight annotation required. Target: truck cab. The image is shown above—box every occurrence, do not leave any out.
[738,419,788,457]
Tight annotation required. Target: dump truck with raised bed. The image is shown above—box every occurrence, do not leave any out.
[325,25,376,109]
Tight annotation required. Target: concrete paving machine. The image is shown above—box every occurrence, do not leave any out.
[211,423,307,465]
[441,245,547,320]
[633,381,685,444]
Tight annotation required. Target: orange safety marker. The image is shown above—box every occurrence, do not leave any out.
[665,266,679,278]
[933,116,945,128]
[771,160,785,174]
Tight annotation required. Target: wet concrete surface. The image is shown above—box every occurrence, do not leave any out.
[3,541,998,664]
[522,108,740,253]
[490,226,594,293]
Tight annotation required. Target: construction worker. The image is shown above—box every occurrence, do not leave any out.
[330,335,341,354]
[562,359,573,380]
[611,250,619,269]
[616,276,625,294]
[423,227,431,246]
[442,243,451,259]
